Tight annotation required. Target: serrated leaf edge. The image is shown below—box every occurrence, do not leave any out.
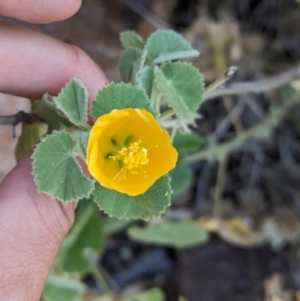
[93,175,172,220]
[53,78,88,127]
[145,29,194,60]
[31,131,95,203]
[91,82,157,120]
[119,48,147,84]
[155,62,204,120]
[120,30,144,49]
[153,49,200,64]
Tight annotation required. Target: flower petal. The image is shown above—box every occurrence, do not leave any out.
[86,108,178,196]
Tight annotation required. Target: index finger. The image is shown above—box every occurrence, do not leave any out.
[0,22,108,101]
[0,0,82,23]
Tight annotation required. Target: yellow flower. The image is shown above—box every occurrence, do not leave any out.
[86,108,178,196]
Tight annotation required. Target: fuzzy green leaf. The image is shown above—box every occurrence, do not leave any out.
[173,131,203,156]
[94,175,171,220]
[119,48,146,83]
[53,79,88,127]
[145,30,196,62]
[153,50,199,64]
[120,31,144,50]
[34,94,72,131]
[70,130,89,160]
[43,274,86,301]
[32,131,94,202]
[170,163,192,197]
[103,217,132,235]
[155,62,204,120]
[56,199,104,275]
[91,83,156,119]
[128,219,208,249]
[123,288,165,301]
[138,65,154,97]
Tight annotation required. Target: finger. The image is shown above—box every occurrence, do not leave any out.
[0,0,82,23]
[0,22,108,101]
[0,153,75,300]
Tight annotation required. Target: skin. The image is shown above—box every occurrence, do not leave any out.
[0,0,108,300]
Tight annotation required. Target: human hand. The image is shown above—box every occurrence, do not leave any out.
[0,1,108,300]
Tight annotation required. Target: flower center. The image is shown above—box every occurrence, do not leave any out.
[110,140,149,180]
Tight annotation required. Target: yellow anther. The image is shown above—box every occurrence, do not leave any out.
[110,140,149,180]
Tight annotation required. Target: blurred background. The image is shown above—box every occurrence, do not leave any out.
[2,0,300,300]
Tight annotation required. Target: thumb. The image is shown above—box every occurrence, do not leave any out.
[0,153,75,301]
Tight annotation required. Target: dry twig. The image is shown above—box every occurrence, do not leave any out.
[204,63,300,100]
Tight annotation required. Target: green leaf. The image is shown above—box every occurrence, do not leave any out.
[153,50,199,65]
[103,217,132,235]
[94,175,172,220]
[91,83,156,119]
[120,31,144,50]
[155,62,204,120]
[15,122,48,160]
[170,163,192,197]
[173,131,203,156]
[123,288,165,301]
[128,219,208,249]
[119,48,146,84]
[43,274,86,301]
[56,199,104,275]
[32,131,94,202]
[35,94,72,131]
[70,130,89,160]
[138,65,154,98]
[54,79,88,127]
[145,30,197,63]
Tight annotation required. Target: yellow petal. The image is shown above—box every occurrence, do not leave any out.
[86,108,178,196]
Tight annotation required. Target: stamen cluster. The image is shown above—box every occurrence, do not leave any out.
[110,140,149,178]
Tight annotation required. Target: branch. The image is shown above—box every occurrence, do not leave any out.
[212,157,228,219]
[0,111,44,138]
[184,91,300,163]
[203,63,300,100]
[119,0,171,29]
[203,66,237,97]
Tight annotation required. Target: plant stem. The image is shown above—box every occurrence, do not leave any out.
[150,82,160,114]
[84,246,111,293]
[223,96,244,134]
[212,157,228,219]
[203,66,237,98]
[0,111,44,137]
[184,92,300,164]
[159,109,175,120]
[89,263,111,294]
